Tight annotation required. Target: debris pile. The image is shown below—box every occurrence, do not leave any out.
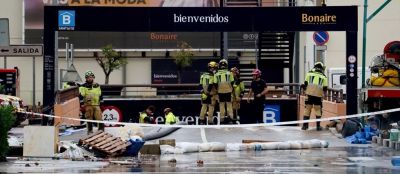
[78,131,132,157]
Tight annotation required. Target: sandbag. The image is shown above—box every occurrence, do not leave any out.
[175,142,199,153]
[198,143,211,152]
[288,141,302,149]
[226,143,242,151]
[320,140,329,148]
[209,142,226,152]
[261,142,279,150]
[160,145,176,154]
[308,139,322,148]
[301,141,312,149]
[277,142,291,150]
[241,144,255,151]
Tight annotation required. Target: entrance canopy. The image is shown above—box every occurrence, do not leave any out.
[44,6,358,114]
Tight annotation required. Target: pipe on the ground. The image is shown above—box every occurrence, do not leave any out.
[142,122,187,141]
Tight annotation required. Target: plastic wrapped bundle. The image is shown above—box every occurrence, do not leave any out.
[176,142,200,153]
[288,141,303,149]
[277,142,291,150]
[261,142,280,150]
[160,145,176,154]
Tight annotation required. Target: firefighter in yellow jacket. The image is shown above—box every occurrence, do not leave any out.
[230,67,245,122]
[79,70,104,134]
[139,105,155,124]
[214,59,234,124]
[199,61,218,125]
[301,62,328,131]
[164,108,177,125]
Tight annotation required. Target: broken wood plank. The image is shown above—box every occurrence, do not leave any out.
[81,131,103,141]
[94,137,118,147]
[109,142,132,153]
[104,140,125,151]
[84,132,106,143]
[90,134,112,145]
[99,139,119,149]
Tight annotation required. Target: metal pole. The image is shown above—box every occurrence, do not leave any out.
[366,0,392,23]
[362,0,392,88]
[3,56,6,68]
[362,0,367,88]
[122,61,127,97]
[223,32,228,59]
[33,56,36,109]
[220,0,225,59]
[55,31,59,90]
[255,38,258,69]
[70,44,73,66]
[65,42,69,68]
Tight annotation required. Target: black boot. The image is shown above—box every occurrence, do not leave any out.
[87,122,93,135]
[302,116,310,130]
[316,116,322,131]
[223,117,232,124]
[98,123,105,131]
[199,119,206,125]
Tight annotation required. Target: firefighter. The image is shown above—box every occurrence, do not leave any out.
[199,61,218,125]
[139,105,156,124]
[231,67,245,123]
[164,108,177,125]
[301,62,328,131]
[214,59,234,124]
[79,70,103,134]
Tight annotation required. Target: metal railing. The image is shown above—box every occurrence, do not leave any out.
[101,83,303,99]
[300,87,344,103]
[61,83,343,102]
[325,88,344,103]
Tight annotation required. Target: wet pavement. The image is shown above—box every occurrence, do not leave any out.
[3,126,400,173]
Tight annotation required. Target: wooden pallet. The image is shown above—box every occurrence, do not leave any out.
[78,131,131,157]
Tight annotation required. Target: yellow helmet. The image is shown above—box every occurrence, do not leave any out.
[208,61,218,69]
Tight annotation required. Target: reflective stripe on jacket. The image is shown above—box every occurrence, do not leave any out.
[214,69,234,93]
[165,112,177,125]
[305,71,328,97]
[79,83,102,105]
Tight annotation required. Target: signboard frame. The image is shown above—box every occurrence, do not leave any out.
[43,6,359,115]
[0,45,43,57]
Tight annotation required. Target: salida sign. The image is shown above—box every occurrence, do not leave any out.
[0,45,43,56]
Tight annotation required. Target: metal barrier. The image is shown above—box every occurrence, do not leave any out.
[325,88,344,103]
[300,87,344,103]
[65,83,343,102]
[101,83,303,99]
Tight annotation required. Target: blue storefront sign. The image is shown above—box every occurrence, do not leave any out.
[263,105,280,123]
